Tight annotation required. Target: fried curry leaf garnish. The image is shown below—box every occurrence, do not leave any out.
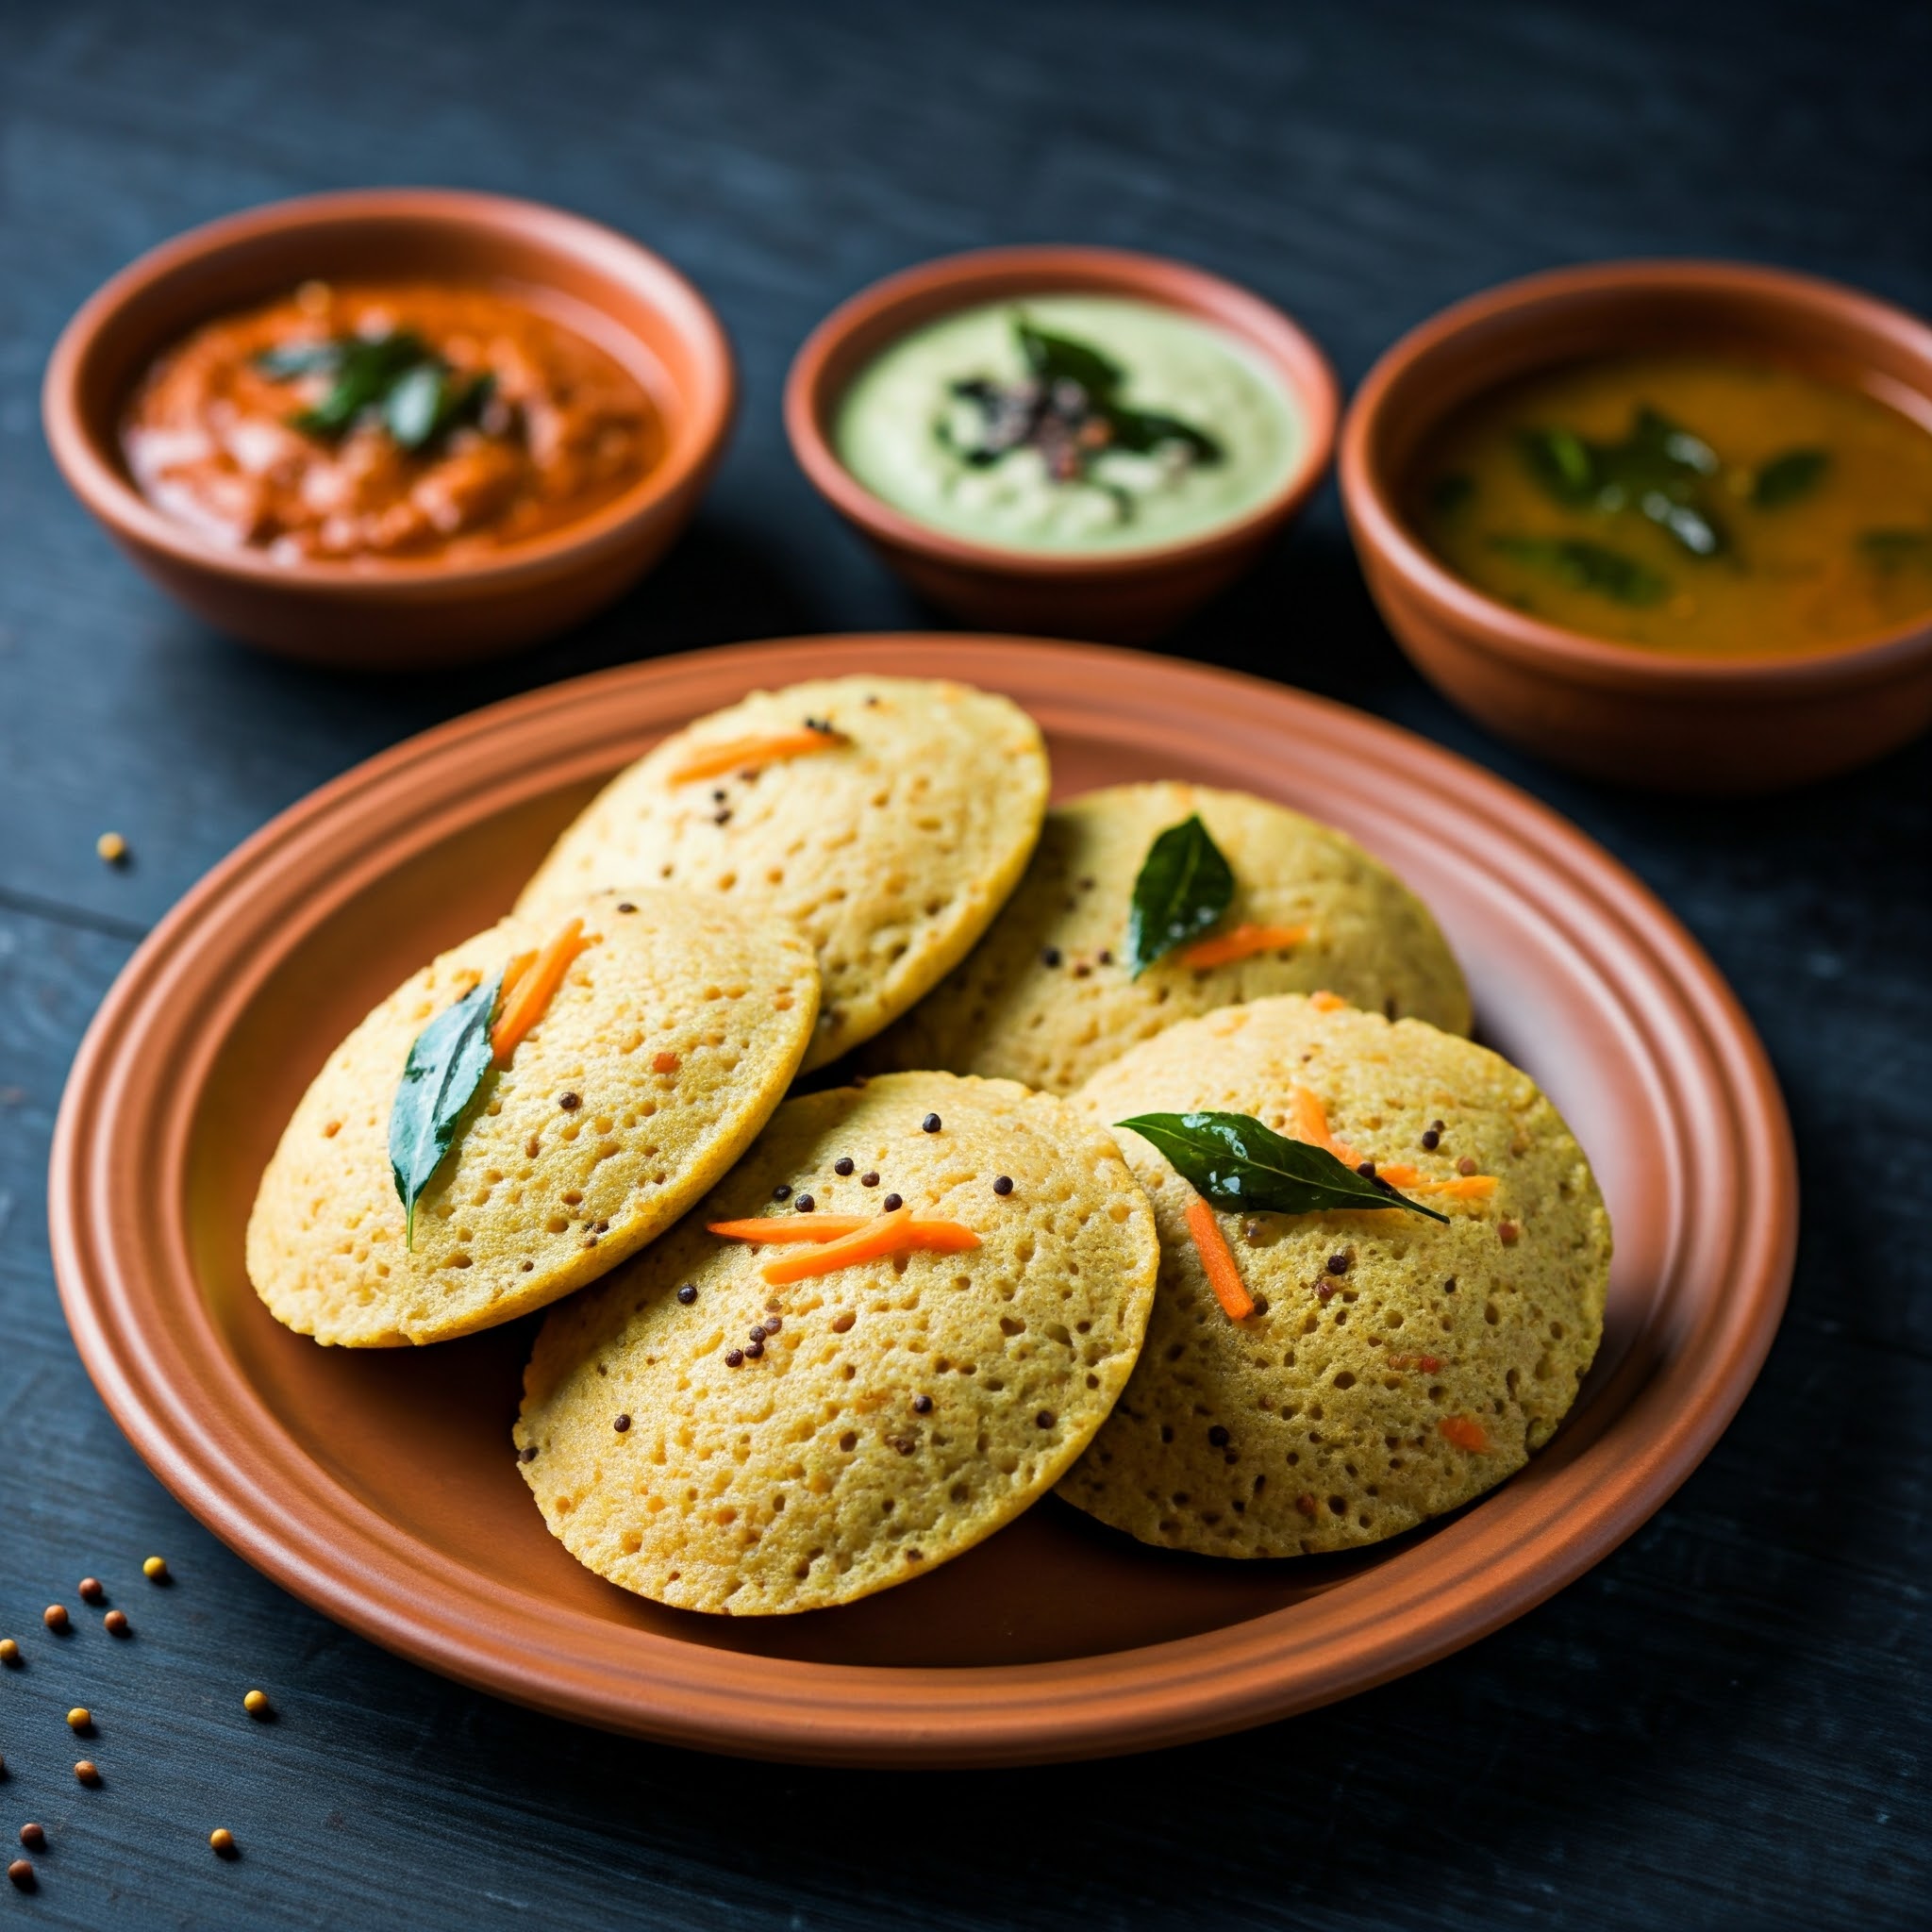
[1516,405,1727,558]
[940,313,1224,491]
[389,967,504,1249]
[257,331,497,452]
[1750,446,1829,508]
[1125,814,1235,977]
[1117,1110,1449,1224]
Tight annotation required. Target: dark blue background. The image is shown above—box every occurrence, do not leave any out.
[2,3,1927,1926]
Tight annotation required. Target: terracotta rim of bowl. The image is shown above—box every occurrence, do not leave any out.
[49,636,1796,1766]
[784,246,1340,577]
[42,188,736,597]
[1341,258,1932,695]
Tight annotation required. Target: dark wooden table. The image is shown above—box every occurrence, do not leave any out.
[3,3,1927,1925]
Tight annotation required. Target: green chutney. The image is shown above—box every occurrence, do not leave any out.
[834,297,1304,554]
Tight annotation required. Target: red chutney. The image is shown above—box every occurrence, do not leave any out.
[121,281,661,562]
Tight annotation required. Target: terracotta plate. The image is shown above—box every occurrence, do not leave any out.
[50,637,1796,1766]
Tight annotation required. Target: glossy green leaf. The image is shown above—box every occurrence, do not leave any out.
[1116,1110,1448,1224]
[1015,318,1124,400]
[388,967,504,1249]
[1125,814,1234,976]
[1751,446,1829,508]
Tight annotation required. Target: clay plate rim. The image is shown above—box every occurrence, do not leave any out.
[1341,257,1932,695]
[48,637,1795,1766]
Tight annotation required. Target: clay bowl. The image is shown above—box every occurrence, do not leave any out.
[1341,260,1932,792]
[785,247,1339,642]
[42,190,735,671]
[51,636,1795,1766]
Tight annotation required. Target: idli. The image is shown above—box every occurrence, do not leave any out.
[514,1071,1160,1613]
[516,676,1050,1071]
[862,782,1470,1094]
[1058,995,1610,1556]
[246,889,818,1346]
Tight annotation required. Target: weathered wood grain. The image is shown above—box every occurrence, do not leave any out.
[0,1,1927,1926]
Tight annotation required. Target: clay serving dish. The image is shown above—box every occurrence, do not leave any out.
[1341,260,1932,792]
[785,248,1339,641]
[42,190,735,671]
[51,636,1795,1766]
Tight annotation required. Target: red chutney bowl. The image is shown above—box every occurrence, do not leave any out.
[1341,259,1932,793]
[42,190,735,672]
[785,246,1339,643]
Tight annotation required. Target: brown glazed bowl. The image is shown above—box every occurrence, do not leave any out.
[1341,260,1932,792]
[51,636,1795,1765]
[785,247,1339,641]
[42,190,735,671]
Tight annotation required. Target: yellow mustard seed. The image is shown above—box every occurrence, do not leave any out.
[209,1827,236,1857]
[142,1556,168,1581]
[95,831,127,864]
[0,1637,20,1664]
[242,1689,270,1718]
[67,1707,92,1733]
[42,1605,69,1633]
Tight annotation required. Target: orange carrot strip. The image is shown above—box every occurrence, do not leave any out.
[1407,1174,1498,1200]
[499,949,538,1006]
[1439,1415,1490,1453]
[708,1216,870,1242]
[758,1208,981,1285]
[1288,1085,1362,1169]
[1177,923,1310,970]
[1308,990,1349,1013]
[491,918,589,1066]
[669,729,847,785]
[1183,1192,1255,1321]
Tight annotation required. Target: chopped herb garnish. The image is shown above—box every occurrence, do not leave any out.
[1858,527,1932,570]
[939,312,1224,499]
[389,967,505,1248]
[1124,814,1234,976]
[1489,534,1669,607]
[1751,447,1829,508]
[256,330,498,452]
[1517,406,1727,558]
[1116,1110,1448,1224]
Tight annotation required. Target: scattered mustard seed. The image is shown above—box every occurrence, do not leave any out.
[7,1857,32,1890]
[43,1604,69,1633]
[96,831,128,865]
[142,1556,168,1581]
[0,1637,20,1664]
[78,1576,105,1604]
[104,1609,129,1637]
[18,1825,44,1852]
[242,1689,271,1719]
[67,1707,92,1733]
[209,1827,237,1857]
[75,1760,100,1787]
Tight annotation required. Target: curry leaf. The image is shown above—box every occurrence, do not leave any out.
[389,967,504,1249]
[1107,405,1224,464]
[1015,318,1124,400]
[1489,534,1669,606]
[1125,815,1235,976]
[1751,448,1829,508]
[383,361,447,450]
[1859,527,1932,569]
[1517,407,1728,558]
[1116,1110,1449,1224]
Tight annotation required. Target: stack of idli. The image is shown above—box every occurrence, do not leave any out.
[245,673,1609,1615]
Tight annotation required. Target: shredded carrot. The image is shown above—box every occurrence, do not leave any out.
[491,918,590,1065]
[1439,1415,1490,1453]
[1286,1086,1497,1201]
[758,1208,981,1285]
[651,1052,681,1074]
[500,948,538,1005]
[1177,923,1309,970]
[669,728,847,785]
[1183,1192,1255,1321]
[1308,990,1349,1013]
[708,1216,870,1243]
